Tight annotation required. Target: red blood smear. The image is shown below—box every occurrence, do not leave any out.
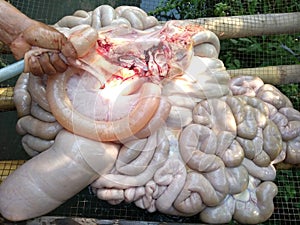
[97,39,112,54]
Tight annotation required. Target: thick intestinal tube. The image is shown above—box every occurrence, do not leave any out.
[0,130,119,221]
[47,68,161,142]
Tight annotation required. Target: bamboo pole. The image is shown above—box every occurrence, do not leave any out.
[0,64,299,111]
[227,64,300,85]
[160,12,300,39]
[0,87,15,111]
[2,64,298,110]
[0,13,299,55]
[275,162,300,170]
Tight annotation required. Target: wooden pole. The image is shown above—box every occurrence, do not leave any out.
[0,87,15,111]
[1,13,300,53]
[227,64,300,85]
[160,12,300,39]
[0,64,299,111]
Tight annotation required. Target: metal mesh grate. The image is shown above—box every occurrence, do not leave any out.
[0,0,299,224]
[49,169,300,224]
[271,169,300,224]
[0,160,25,183]
[1,162,298,224]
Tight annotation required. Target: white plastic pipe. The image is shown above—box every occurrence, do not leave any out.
[0,60,24,83]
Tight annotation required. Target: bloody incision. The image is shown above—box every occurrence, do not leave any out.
[94,22,204,84]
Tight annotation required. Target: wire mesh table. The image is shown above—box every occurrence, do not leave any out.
[0,160,299,224]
